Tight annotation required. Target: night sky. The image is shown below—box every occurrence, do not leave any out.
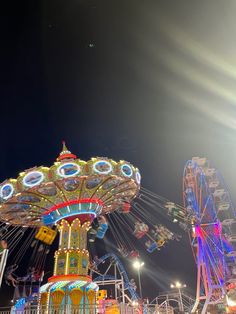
[1,0,236,307]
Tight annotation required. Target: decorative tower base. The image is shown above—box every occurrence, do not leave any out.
[40,280,98,313]
[39,214,99,313]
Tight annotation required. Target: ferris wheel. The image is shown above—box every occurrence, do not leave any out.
[183,157,236,313]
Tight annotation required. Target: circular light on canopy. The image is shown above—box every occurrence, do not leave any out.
[136,171,141,184]
[121,164,133,177]
[57,163,81,178]
[0,183,14,200]
[93,160,112,174]
[23,171,44,187]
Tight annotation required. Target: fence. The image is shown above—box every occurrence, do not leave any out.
[0,304,162,314]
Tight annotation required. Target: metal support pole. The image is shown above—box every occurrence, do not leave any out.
[115,263,117,300]
[0,249,8,288]
[137,268,142,299]
[122,276,125,304]
[179,288,184,312]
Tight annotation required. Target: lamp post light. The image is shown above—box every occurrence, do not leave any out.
[170,281,186,312]
[133,260,144,299]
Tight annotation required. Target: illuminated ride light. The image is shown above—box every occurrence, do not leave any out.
[57,162,81,178]
[23,171,44,187]
[0,183,14,200]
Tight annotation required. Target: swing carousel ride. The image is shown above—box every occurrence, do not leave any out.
[0,145,236,313]
[0,143,181,313]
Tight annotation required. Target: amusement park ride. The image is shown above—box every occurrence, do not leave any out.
[183,158,236,313]
[0,144,235,313]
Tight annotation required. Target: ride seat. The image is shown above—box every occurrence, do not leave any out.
[226,251,236,257]
[204,168,215,176]
[208,180,220,188]
[213,189,226,198]
[227,235,236,243]
[192,157,207,166]
[222,219,235,226]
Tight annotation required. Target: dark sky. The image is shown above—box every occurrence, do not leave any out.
[1,0,236,306]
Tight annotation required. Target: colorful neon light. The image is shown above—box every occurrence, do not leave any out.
[136,171,141,184]
[57,162,81,178]
[121,164,133,177]
[0,183,14,200]
[93,160,112,174]
[23,171,44,187]
[43,198,103,215]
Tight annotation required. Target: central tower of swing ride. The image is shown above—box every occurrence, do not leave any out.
[0,145,236,313]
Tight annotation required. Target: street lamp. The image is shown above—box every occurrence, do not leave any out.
[133,260,144,299]
[170,281,186,312]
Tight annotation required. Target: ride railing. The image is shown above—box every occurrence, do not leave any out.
[155,290,195,312]
[0,304,162,314]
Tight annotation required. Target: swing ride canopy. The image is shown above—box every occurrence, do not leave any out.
[0,143,141,227]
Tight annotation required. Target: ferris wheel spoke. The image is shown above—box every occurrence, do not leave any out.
[203,239,224,283]
[200,195,212,223]
[198,173,204,216]
[202,246,223,282]
[202,231,224,257]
